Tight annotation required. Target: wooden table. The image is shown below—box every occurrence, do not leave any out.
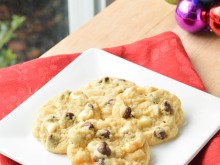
[42,0,220,98]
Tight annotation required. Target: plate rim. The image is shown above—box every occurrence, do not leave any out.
[0,48,220,165]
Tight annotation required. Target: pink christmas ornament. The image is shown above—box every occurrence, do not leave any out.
[175,0,206,32]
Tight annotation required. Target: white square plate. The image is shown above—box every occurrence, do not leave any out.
[0,48,220,165]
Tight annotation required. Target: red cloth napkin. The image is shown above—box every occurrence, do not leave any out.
[0,31,219,165]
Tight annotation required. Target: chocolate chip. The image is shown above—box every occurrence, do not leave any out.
[99,77,109,83]
[88,103,94,109]
[48,134,60,146]
[104,77,109,82]
[101,129,110,138]
[106,99,114,105]
[94,157,105,165]
[48,134,54,140]
[65,112,74,120]
[163,101,173,114]
[83,122,94,130]
[61,113,75,128]
[153,127,166,140]
[123,107,132,118]
[98,129,110,139]
[97,142,111,156]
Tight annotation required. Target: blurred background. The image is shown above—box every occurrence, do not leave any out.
[0,0,114,68]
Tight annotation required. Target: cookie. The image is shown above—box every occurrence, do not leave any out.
[32,90,101,154]
[32,76,184,164]
[67,118,150,165]
[81,77,136,118]
[112,86,184,145]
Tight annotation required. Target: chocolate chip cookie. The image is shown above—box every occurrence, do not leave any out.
[81,77,136,118]
[67,118,150,165]
[32,90,101,154]
[112,86,184,145]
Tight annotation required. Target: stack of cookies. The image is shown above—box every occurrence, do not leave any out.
[32,77,184,165]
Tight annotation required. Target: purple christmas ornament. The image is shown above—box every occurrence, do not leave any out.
[175,0,206,33]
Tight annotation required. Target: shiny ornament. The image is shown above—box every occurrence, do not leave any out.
[209,6,220,35]
[165,0,180,4]
[175,0,206,32]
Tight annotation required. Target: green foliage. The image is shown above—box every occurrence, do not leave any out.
[0,15,25,68]
[0,49,17,68]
